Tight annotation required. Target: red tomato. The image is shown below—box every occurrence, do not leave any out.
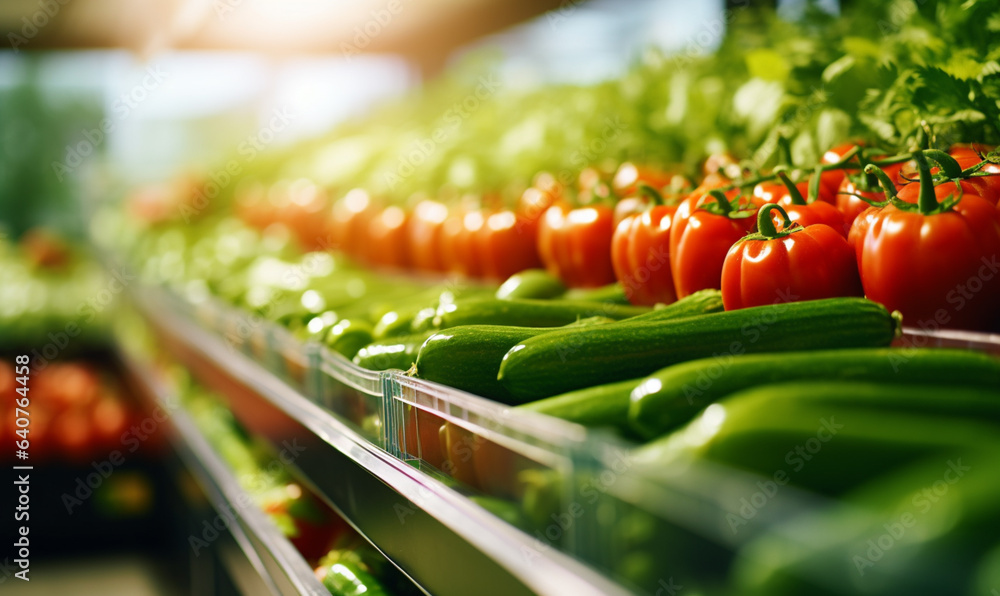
[282,181,330,251]
[948,144,1000,205]
[479,210,544,281]
[820,142,863,202]
[722,204,862,310]
[366,206,410,269]
[670,190,757,299]
[767,172,847,237]
[860,154,1000,332]
[612,162,678,197]
[753,179,811,205]
[328,189,377,260]
[537,204,616,288]
[612,205,677,305]
[848,206,882,266]
[407,199,449,272]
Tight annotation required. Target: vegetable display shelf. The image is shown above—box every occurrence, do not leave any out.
[132,286,631,596]
[119,349,329,596]
[132,284,1000,596]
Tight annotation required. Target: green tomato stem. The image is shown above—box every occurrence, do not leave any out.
[912,150,938,215]
[756,204,791,238]
[775,169,808,205]
[921,149,964,180]
[636,183,665,206]
[863,164,898,202]
[706,189,733,214]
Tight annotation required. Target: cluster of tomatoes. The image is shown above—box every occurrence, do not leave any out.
[0,361,149,463]
[232,143,1000,333]
[610,143,1000,332]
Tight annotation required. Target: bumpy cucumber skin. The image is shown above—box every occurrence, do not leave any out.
[496,269,567,300]
[353,332,434,371]
[498,298,898,401]
[432,298,650,330]
[629,347,1000,440]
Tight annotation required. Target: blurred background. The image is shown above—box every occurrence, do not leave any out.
[3,1,1000,595]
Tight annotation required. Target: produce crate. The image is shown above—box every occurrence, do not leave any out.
[314,344,387,445]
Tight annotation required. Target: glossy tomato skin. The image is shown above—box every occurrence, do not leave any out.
[440,208,482,278]
[479,209,544,281]
[948,145,1000,205]
[820,143,862,202]
[329,189,377,261]
[670,192,756,299]
[776,196,847,237]
[722,224,862,310]
[848,205,881,266]
[611,205,678,305]
[367,206,410,269]
[407,199,449,272]
[537,204,616,288]
[860,185,1000,332]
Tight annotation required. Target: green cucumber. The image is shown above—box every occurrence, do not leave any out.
[496,269,567,300]
[618,289,724,324]
[353,332,435,371]
[517,378,642,437]
[432,297,650,330]
[630,347,1000,440]
[412,317,612,403]
[324,319,374,359]
[498,298,899,401]
[634,381,1000,496]
[564,283,630,304]
[373,284,495,338]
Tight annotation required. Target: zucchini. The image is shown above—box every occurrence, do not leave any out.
[564,283,631,304]
[412,317,612,403]
[432,297,650,330]
[353,332,435,371]
[498,298,899,400]
[630,347,1000,440]
[495,269,567,300]
[517,378,642,437]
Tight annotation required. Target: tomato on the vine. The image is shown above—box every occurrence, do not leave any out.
[611,186,678,306]
[721,204,862,310]
[366,206,410,269]
[670,189,757,299]
[407,198,449,272]
[478,209,544,281]
[538,203,617,288]
[860,151,1000,332]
